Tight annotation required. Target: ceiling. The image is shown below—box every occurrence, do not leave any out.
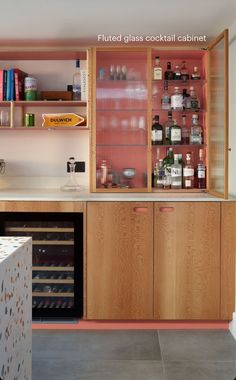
[0,0,235,43]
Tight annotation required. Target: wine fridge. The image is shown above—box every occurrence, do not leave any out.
[0,212,83,319]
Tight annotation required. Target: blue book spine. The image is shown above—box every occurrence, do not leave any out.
[6,69,11,101]
[10,68,15,100]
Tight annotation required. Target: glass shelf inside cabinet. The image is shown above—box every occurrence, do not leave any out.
[152,79,207,86]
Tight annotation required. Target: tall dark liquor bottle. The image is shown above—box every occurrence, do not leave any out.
[196,148,206,189]
[164,62,174,80]
[151,115,163,145]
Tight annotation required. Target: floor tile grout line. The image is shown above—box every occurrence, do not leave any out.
[157,330,168,380]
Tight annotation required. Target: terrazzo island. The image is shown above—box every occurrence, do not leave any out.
[0,237,32,380]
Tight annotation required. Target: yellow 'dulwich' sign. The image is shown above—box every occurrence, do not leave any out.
[42,113,85,127]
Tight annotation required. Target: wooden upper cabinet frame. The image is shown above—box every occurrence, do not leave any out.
[207,29,228,199]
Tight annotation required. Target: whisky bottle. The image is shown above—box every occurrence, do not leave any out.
[161,81,171,110]
[174,65,181,80]
[191,66,201,80]
[182,89,189,109]
[163,110,174,144]
[180,61,189,82]
[196,148,206,189]
[151,115,163,145]
[190,114,203,145]
[171,154,182,189]
[164,61,174,80]
[171,87,183,110]
[183,152,194,189]
[188,86,200,109]
[153,56,162,80]
[170,119,182,145]
[181,114,190,144]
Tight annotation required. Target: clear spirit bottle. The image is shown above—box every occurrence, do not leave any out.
[153,56,162,80]
[161,80,171,110]
[151,115,163,145]
[170,119,182,145]
[183,152,194,189]
[190,114,203,145]
[154,159,165,188]
[171,154,182,189]
[72,59,81,100]
[163,110,173,144]
[163,148,174,189]
[171,87,183,110]
[196,148,206,189]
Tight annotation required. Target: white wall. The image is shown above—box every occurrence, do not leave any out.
[229,20,236,195]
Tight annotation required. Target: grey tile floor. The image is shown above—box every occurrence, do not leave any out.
[33,330,236,380]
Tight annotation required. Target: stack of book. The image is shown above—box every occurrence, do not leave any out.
[0,68,28,101]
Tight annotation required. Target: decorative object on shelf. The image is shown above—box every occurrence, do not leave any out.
[42,113,85,128]
[61,156,81,191]
[24,76,38,100]
[24,113,35,127]
[0,110,10,126]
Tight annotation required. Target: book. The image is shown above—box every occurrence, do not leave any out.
[3,70,7,100]
[14,68,28,101]
[6,69,15,101]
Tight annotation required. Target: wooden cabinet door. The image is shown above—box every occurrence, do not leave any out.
[220,202,236,319]
[154,202,220,319]
[86,201,153,319]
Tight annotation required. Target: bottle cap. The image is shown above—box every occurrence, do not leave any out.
[155,56,160,59]
[174,154,179,159]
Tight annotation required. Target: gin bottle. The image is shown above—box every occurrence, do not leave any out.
[171,87,183,110]
[163,110,174,144]
[161,81,171,110]
[170,119,182,145]
[171,154,182,189]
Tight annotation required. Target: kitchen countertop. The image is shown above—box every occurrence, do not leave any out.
[0,188,233,201]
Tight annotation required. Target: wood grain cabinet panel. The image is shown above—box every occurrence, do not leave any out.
[154,202,221,320]
[221,202,236,319]
[86,201,153,319]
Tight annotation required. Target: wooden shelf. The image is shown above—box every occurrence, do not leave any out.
[33,266,74,271]
[33,240,74,245]
[32,292,74,297]
[0,100,87,107]
[6,227,74,232]
[32,279,74,284]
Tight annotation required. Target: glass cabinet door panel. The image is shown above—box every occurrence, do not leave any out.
[96,146,147,189]
[95,50,148,190]
[208,30,228,198]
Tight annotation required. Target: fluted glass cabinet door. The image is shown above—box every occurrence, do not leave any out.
[208,29,228,198]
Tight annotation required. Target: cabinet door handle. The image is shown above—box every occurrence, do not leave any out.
[159,207,175,212]
[133,207,148,213]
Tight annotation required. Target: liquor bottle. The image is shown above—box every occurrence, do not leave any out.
[154,159,165,189]
[163,110,174,144]
[180,60,189,82]
[188,86,200,109]
[151,115,163,145]
[161,81,171,110]
[174,65,181,80]
[170,119,182,145]
[163,148,174,189]
[191,66,201,80]
[171,154,182,189]
[171,87,183,110]
[182,89,189,109]
[116,65,121,80]
[196,148,206,189]
[164,61,174,80]
[183,152,194,189]
[190,114,203,145]
[153,56,162,80]
[100,159,108,186]
[72,59,81,100]
[181,114,190,144]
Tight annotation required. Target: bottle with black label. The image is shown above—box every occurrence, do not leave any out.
[170,119,182,145]
[164,62,174,80]
[151,115,163,145]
